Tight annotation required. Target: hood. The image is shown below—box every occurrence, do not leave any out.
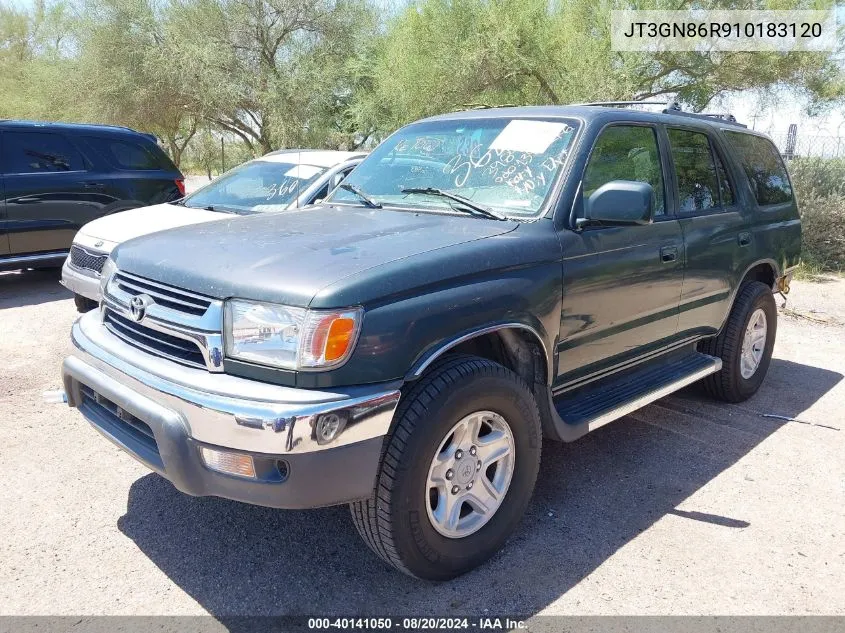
[112,204,518,307]
[79,203,224,246]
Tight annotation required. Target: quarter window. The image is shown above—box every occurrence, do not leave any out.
[667,129,723,213]
[582,125,665,216]
[84,137,166,170]
[2,132,85,174]
[724,131,793,205]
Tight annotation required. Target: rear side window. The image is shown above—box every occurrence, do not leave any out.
[583,125,665,216]
[2,131,85,173]
[724,131,792,205]
[84,136,174,171]
[668,129,731,213]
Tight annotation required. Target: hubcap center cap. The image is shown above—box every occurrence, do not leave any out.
[453,455,475,485]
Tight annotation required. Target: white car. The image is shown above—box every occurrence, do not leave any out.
[62,149,366,311]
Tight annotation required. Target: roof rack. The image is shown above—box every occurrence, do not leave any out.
[576,99,746,128]
[460,103,517,110]
[574,100,680,110]
[662,110,748,128]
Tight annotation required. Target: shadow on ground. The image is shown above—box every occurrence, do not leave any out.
[118,357,842,617]
[0,268,71,309]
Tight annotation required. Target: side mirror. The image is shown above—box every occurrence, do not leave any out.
[578,180,654,229]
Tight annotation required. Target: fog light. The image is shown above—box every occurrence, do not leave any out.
[200,447,256,479]
[313,412,348,445]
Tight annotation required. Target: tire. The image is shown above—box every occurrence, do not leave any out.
[350,354,542,580]
[698,281,777,403]
[74,293,98,313]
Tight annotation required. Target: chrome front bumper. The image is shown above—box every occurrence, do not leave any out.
[61,260,101,301]
[62,311,401,508]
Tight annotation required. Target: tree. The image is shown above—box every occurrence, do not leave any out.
[352,0,845,134]
[0,0,77,120]
[165,0,376,154]
[71,0,198,166]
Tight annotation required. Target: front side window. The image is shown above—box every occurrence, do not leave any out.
[582,125,665,216]
[182,158,329,214]
[329,117,580,218]
[724,131,793,206]
[668,129,722,213]
[2,132,85,174]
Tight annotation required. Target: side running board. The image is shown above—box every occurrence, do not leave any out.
[549,351,722,442]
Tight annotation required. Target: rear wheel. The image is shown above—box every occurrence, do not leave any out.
[74,293,98,313]
[350,355,541,580]
[699,281,777,402]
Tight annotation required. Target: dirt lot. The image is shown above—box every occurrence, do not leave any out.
[1,270,843,616]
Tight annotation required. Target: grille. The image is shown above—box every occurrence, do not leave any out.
[79,384,159,458]
[69,245,108,274]
[104,308,207,369]
[112,272,212,316]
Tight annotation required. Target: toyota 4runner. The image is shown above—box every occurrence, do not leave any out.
[60,104,800,580]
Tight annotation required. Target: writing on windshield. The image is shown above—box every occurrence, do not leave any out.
[330,118,578,216]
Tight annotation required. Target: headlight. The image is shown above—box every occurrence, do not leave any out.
[99,257,116,298]
[224,299,363,370]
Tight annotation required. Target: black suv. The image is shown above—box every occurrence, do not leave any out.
[61,104,800,580]
[0,120,184,271]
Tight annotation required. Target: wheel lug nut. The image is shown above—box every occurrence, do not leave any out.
[469,446,477,456]
[445,469,454,480]
[476,460,482,470]
[455,450,463,460]
[466,481,473,490]
[451,485,460,494]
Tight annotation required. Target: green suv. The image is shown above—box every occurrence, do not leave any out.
[60,104,800,579]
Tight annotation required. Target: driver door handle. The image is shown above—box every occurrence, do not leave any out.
[660,245,678,263]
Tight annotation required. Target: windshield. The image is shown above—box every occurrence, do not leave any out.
[329,117,579,217]
[182,158,329,214]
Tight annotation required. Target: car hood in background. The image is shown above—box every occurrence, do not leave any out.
[112,204,518,307]
[77,203,224,247]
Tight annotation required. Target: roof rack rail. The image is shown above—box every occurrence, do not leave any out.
[460,103,517,110]
[576,99,747,128]
[575,100,679,110]
[662,110,748,128]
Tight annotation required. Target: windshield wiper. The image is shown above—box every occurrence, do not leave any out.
[339,183,382,208]
[400,188,507,221]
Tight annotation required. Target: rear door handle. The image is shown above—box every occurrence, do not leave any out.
[738,232,752,247]
[82,182,105,189]
[660,246,678,263]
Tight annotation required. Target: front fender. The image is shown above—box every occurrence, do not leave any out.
[297,263,562,389]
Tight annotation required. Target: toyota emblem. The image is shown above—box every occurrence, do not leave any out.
[129,294,153,322]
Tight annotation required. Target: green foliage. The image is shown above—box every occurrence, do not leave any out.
[0,0,77,121]
[790,157,845,271]
[351,0,844,135]
[2,0,844,169]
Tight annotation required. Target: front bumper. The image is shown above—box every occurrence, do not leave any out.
[62,311,401,509]
[61,260,101,301]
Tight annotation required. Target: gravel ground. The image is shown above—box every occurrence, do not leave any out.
[0,270,843,616]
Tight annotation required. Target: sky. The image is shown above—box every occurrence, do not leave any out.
[718,91,844,137]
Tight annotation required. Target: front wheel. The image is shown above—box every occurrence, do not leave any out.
[350,355,541,580]
[699,281,777,402]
